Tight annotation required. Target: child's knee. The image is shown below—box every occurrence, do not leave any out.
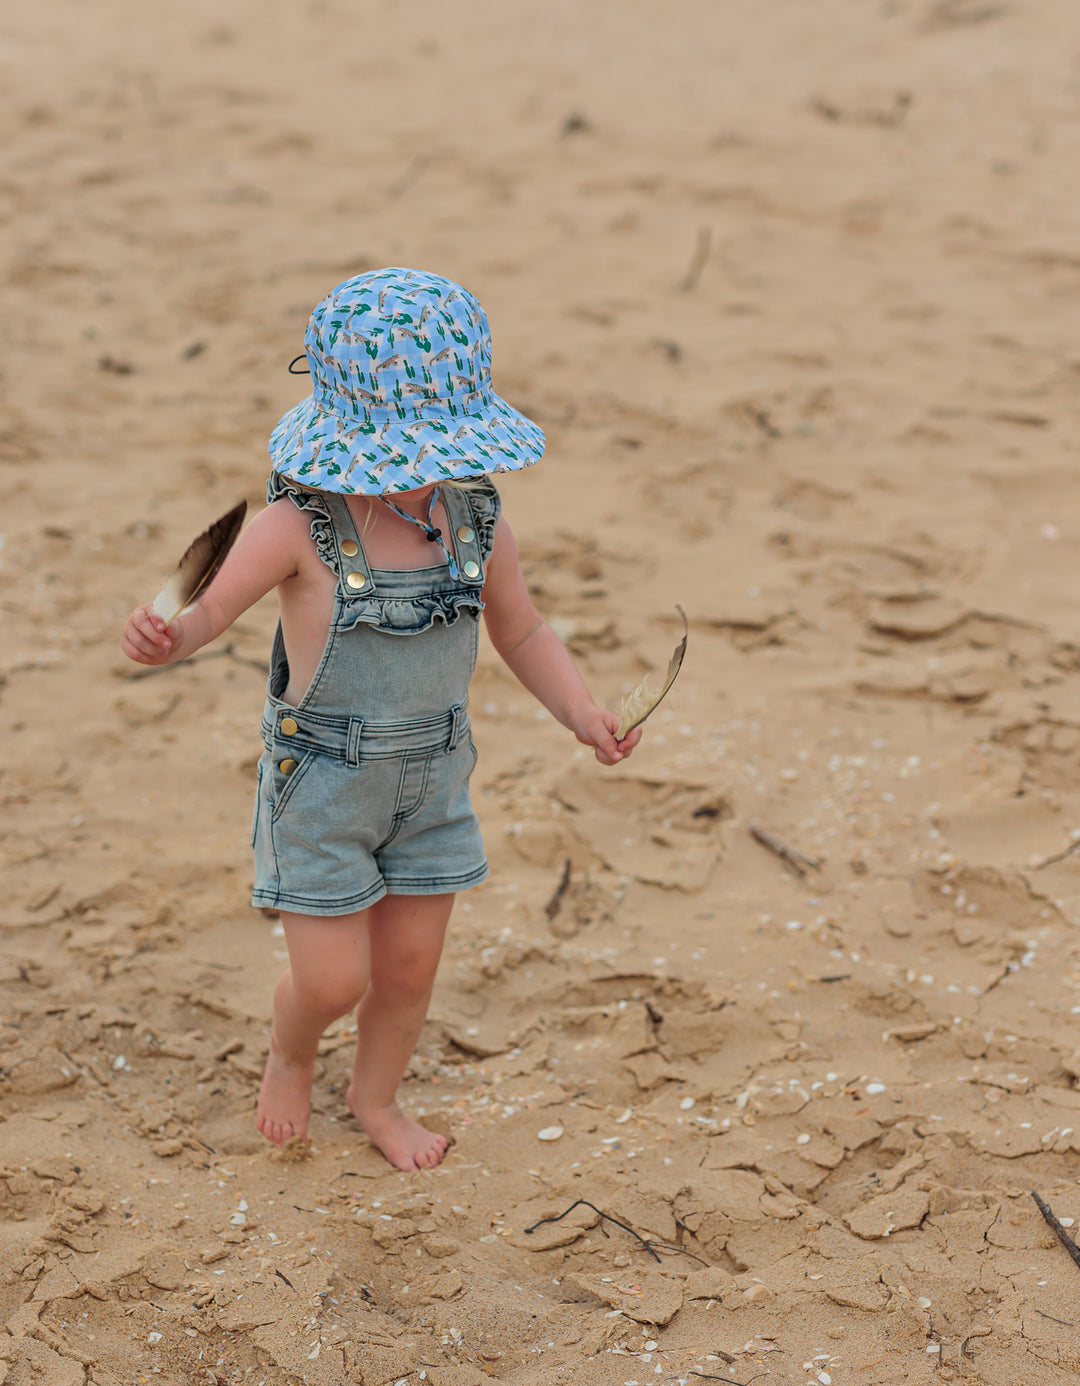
[291,970,366,1019]
[374,956,439,1004]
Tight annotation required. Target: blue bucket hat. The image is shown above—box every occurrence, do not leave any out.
[268,267,546,494]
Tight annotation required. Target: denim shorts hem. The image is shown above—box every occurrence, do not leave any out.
[382,862,489,895]
[250,879,387,916]
[250,861,487,916]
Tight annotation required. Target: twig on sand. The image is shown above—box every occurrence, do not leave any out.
[1031,1191,1080,1273]
[683,1373,768,1386]
[1034,1309,1073,1327]
[524,1198,705,1265]
[748,824,821,877]
[544,858,572,920]
[678,226,712,292]
[1029,837,1080,872]
[525,1199,660,1262]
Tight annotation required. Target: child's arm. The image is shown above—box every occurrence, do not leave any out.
[120,500,303,666]
[481,516,643,766]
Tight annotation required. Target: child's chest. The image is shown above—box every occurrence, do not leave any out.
[343,495,452,573]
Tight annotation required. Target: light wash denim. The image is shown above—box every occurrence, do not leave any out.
[250,477,498,915]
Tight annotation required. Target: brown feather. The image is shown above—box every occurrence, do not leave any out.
[616,606,688,739]
[151,500,247,626]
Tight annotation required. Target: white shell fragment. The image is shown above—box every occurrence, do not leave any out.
[537,1126,565,1142]
[229,1212,247,1226]
[865,1082,887,1095]
[680,1097,696,1110]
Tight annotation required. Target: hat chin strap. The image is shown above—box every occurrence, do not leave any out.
[381,486,460,579]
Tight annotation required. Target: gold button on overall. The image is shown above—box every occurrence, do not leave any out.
[340,539,359,557]
[278,758,298,776]
[462,560,480,579]
[279,717,298,736]
[456,525,475,543]
[345,571,367,590]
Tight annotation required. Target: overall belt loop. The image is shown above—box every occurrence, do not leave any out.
[346,718,365,767]
[448,704,463,751]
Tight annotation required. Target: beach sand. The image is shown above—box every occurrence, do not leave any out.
[4,1,1080,1381]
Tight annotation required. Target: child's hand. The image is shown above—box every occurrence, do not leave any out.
[572,706,643,766]
[121,604,181,665]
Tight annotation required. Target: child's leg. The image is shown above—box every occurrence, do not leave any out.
[346,892,454,1171]
[257,909,372,1147]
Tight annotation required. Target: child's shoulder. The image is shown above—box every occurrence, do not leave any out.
[242,494,321,556]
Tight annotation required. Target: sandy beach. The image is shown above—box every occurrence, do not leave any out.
[5,1,1080,1382]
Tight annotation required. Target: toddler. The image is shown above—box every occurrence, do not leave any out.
[122,268,642,1171]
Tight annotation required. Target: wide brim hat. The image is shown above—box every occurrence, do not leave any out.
[269,267,545,494]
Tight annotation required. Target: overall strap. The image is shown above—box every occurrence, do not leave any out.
[324,493,376,597]
[440,485,487,587]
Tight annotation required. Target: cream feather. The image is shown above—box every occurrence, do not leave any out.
[616,606,688,739]
[151,500,247,626]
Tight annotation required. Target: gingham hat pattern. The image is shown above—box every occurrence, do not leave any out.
[269,268,545,494]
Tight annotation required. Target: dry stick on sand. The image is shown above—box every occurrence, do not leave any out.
[678,225,712,292]
[544,858,572,920]
[524,1199,707,1265]
[525,1200,660,1262]
[689,1374,769,1386]
[748,824,821,877]
[1031,1191,1080,1272]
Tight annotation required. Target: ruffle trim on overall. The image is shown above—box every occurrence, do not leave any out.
[266,473,341,574]
[266,473,501,637]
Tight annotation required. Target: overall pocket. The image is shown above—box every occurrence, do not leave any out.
[269,749,318,824]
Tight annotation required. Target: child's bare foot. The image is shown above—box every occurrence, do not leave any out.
[346,1086,449,1171]
[257,1044,314,1146]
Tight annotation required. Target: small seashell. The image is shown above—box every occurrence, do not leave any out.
[537,1126,564,1142]
[917,1296,932,1309]
[796,1133,811,1145]
[229,1212,247,1226]
[147,1332,162,1344]
[865,1082,886,1095]
[680,1097,696,1111]
[644,1340,658,1351]
[1060,1217,1075,1228]
[615,1108,633,1124]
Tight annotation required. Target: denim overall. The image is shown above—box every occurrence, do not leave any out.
[250,477,498,916]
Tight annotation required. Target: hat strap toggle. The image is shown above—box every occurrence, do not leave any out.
[382,486,460,579]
